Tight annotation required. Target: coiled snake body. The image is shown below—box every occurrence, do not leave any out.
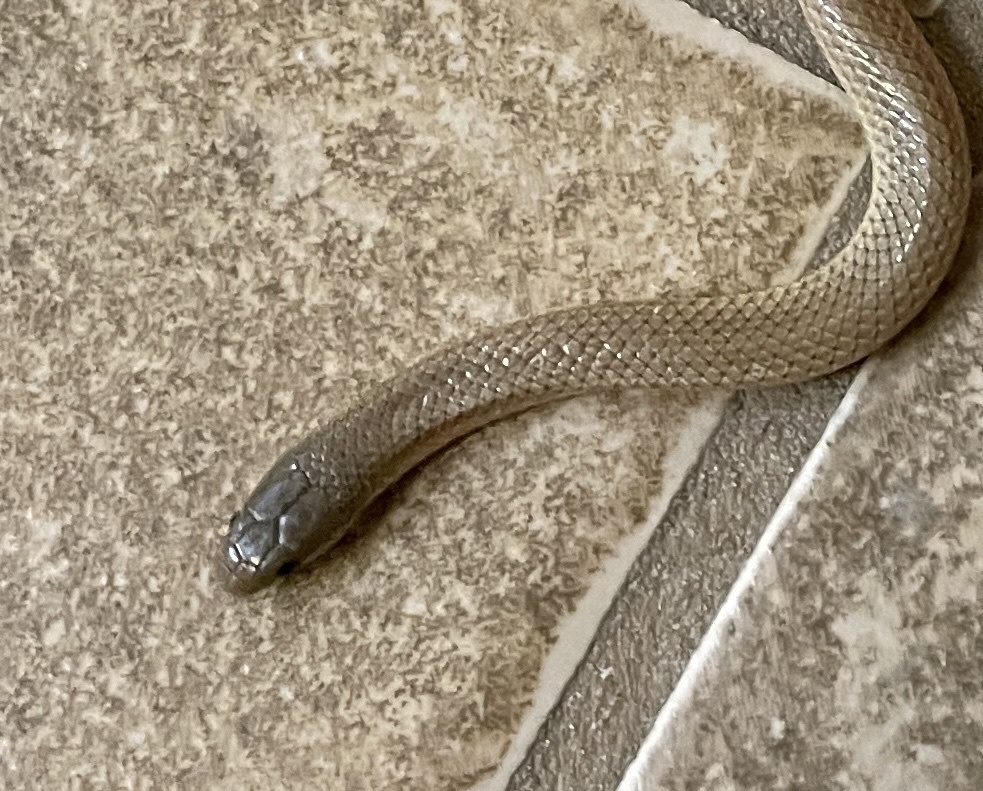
[222,0,970,592]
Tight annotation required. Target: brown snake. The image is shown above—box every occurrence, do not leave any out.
[221,0,970,592]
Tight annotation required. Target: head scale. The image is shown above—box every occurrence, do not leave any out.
[221,465,337,592]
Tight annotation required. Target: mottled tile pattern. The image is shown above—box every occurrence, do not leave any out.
[0,1,863,789]
[614,3,983,789]
[621,182,983,791]
[516,0,983,785]
[509,2,878,785]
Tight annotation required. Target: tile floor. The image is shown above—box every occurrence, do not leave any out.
[2,1,980,790]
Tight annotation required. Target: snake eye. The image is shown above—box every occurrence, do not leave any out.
[277,560,298,577]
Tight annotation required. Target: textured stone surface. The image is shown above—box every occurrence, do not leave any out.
[527,2,983,789]
[621,178,983,791]
[614,1,983,786]
[0,1,864,790]
[510,1,867,787]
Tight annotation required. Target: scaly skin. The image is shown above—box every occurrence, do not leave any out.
[221,0,971,592]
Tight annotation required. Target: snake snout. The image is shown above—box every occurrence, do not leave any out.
[221,511,293,593]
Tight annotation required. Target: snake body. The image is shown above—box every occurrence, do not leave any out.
[222,0,970,592]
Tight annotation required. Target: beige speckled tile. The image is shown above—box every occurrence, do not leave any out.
[620,180,983,791]
[0,1,863,789]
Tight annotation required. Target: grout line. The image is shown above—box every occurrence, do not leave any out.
[616,361,876,790]
[470,399,728,791]
[497,0,869,786]
[630,0,852,106]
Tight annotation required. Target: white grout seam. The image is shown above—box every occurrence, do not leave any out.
[617,361,876,790]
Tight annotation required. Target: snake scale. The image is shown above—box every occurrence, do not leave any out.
[221,0,970,592]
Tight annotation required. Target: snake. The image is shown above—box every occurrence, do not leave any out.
[220,0,970,593]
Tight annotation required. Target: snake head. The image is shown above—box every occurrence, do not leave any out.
[221,464,336,593]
